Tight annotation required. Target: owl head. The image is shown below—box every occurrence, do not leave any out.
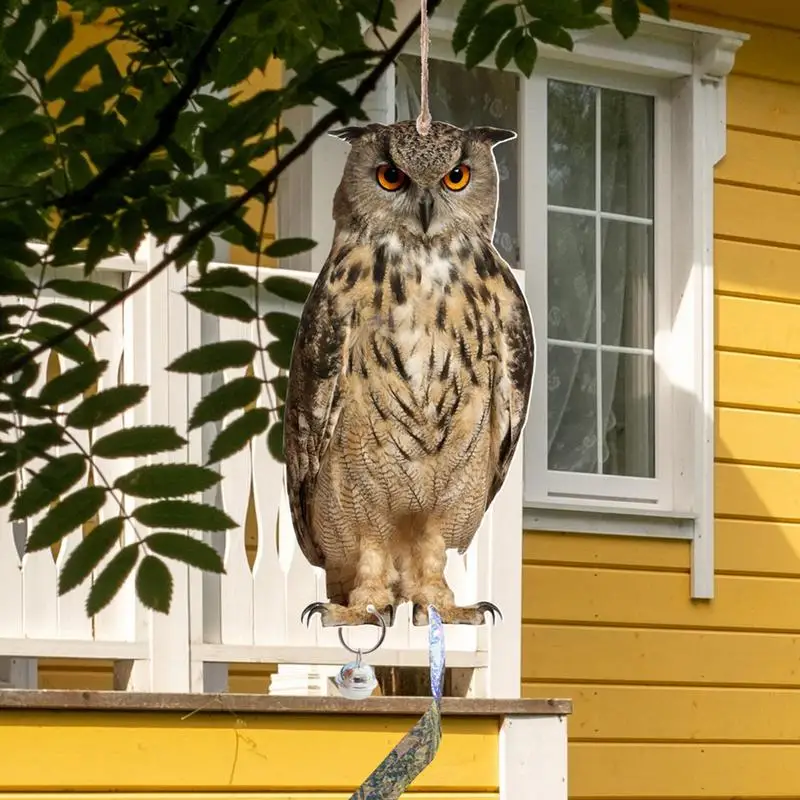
[329,120,515,241]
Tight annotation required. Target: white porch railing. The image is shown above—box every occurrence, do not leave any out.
[0,248,525,698]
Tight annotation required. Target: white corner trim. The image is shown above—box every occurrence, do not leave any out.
[499,715,568,800]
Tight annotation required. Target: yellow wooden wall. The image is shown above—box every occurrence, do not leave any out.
[0,709,499,798]
[522,2,800,797]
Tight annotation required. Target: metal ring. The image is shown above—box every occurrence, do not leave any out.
[337,604,387,656]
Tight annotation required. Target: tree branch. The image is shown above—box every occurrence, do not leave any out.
[53,0,249,212]
[0,0,441,380]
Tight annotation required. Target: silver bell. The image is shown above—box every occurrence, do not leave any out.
[335,658,378,700]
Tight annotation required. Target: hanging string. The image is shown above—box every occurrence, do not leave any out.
[415,0,431,136]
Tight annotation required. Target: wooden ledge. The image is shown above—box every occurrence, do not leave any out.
[0,689,571,716]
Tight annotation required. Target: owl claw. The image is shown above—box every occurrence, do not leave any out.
[477,601,503,624]
[300,601,395,628]
[412,601,503,626]
[301,602,327,627]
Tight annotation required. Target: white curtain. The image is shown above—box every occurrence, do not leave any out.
[546,82,654,478]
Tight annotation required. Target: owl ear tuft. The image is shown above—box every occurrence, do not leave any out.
[470,126,518,147]
[329,124,385,145]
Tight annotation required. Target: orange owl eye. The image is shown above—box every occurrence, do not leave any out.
[442,164,471,191]
[376,164,407,191]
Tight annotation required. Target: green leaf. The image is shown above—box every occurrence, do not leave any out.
[611,0,640,38]
[92,426,187,459]
[514,34,539,77]
[190,267,256,290]
[39,359,108,406]
[25,15,73,79]
[0,265,35,297]
[188,375,262,430]
[207,407,270,464]
[66,384,148,430]
[86,542,139,616]
[643,0,669,20]
[115,464,221,498]
[453,0,497,54]
[196,237,214,273]
[466,3,518,69]
[43,40,112,100]
[183,290,257,322]
[264,238,317,258]
[84,218,115,273]
[118,209,144,256]
[262,275,312,304]
[38,303,108,336]
[270,374,288,401]
[495,27,524,69]
[67,151,94,189]
[3,0,41,62]
[44,278,119,302]
[528,20,574,50]
[145,531,224,573]
[135,555,173,613]
[23,322,94,364]
[26,486,107,553]
[58,516,124,596]
[11,453,87,521]
[267,421,284,463]
[0,95,38,128]
[167,340,258,374]
[263,312,299,341]
[9,423,64,471]
[0,473,16,507]
[133,499,238,531]
[266,339,293,370]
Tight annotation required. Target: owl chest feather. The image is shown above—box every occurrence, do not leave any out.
[335,241,506,467]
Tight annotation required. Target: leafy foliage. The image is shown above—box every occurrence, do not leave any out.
[0,0,668,615]
[454,0,670,75]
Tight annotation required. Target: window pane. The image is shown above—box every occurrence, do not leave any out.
[395,55,519,264]
[548,211,595,343]
[601,352,655,477]
[547,345,598,473]
[548,80,596,210]
[601,89,653,218]
[600,220,653,349]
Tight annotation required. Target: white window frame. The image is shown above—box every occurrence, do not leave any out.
[277,6,747,598]
[523,65,673,513]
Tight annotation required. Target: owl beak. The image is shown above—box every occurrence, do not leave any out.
[418,191,434,233]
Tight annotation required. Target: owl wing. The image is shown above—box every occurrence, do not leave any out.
[486,259,535,512]
[283,253,351,568]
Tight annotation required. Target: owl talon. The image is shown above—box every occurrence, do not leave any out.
[300,601,395,628]
[301,602,328,627]
[476,601,503,624]
[412,601,503,626]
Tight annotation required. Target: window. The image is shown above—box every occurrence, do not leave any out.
[279,12,747,597]
[395,53,671,510]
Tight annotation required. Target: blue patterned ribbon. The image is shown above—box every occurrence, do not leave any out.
[349,606,445,799]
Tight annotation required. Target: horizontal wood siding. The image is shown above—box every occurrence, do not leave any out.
[523,3,800,798]
[0,711,498,795]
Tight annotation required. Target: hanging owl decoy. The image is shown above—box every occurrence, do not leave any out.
[283,120,534,628]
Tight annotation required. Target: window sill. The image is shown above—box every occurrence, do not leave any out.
[522,502,695,540]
